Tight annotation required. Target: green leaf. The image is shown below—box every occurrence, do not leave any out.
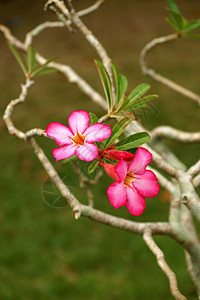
[31,67,57,77]
[126,83,151,108]
[8,42,27,75]
[95,60,113,112]
[89,112,98,125]
[115,132,150,151]
[165,17,179,31]
[26,44,36,74]
[88,159,99,174]
[167,0,180,14]
[183,20,200,33]
[115,95,130,112]
[31,57,58,77]
[111,62,120,105]
[118,75,128,103]
[127,95,158,111]
[168,9,183,31]
[104,118,131,148]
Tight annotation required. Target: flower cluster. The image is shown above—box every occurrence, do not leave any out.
[46,110,159,216]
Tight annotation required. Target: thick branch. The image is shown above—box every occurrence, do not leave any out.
[143,228,186,300]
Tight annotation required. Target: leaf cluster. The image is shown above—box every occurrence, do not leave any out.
[95,60,158,118]
[166,0,200,38]
[8,43,58,78]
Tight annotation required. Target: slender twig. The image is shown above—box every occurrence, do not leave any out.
[77,0,105,17]
[151,126,200,143]
[45,0,113,94]
[143,228,186,300]
[140,33,200,105]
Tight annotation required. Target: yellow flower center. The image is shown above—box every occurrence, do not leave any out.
[124,172,134,186]
[71,132,85,146]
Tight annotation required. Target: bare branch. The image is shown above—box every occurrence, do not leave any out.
[188,159,200,178]
[78,0,105,17]
[140,33,200,105]
[0,24,107,111]
[3,79,34,139]
[143,228,186,300]
[193,173,200,188]
[151,126,200,143]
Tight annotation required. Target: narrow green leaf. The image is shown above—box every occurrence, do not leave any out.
[88,159,99,174]
[116,95,130,112]
[95,60,113,112]
[104,118,131,148]
[183,20,200,33]
[115,132,150,151]
[165,17,179,31]
[32,67,57,77]
[126,83,151,108]
[167,0,180,13]
[31,57,58,77]
[26,44,36,73]
[111,62,120,105]
[89,112,98,125]
[8,42,27,75]
[168,10,183,30]
[127,95,158,111]
[118,75,128,102]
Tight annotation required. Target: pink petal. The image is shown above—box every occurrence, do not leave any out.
[133,170,160,198]
[52,144,76,161]
[76,143,98,161]
[128,147,152,175]
[84,123,112,143]
[126,187,146,216]
[103,164,119,181]
[45,122,73,146]
[107,181,127,209]
[108,150,134,162]
[68,110,90,135]
[115,159,127,182]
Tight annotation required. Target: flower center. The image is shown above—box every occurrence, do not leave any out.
[71,132,85,146]
[124,172,134,186]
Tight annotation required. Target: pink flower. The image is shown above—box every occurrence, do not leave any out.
[45,110,112,162]
[106,147,160,216]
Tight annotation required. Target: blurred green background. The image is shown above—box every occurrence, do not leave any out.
[0,0,200,299]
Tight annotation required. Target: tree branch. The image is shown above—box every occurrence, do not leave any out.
[151,126,200,143]
[143,228,186,300]
[140,33,200,105]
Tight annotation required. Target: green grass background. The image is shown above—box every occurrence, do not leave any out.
[0,0,200,299]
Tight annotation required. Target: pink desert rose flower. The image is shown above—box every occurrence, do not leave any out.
[107,147,160,216]
[45,110,112,162]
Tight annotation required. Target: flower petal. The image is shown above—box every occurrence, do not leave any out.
[45,122,73,146]
[103,164,119,181]
[115,159,127,182]
[68,110,90,135]
[84,123,112,143]
[108,150,134,161]
[107,181,127,209]
[126,187,146,216]
[128,147,152,175]
[133,170,160,197]
[52,144,76,161]
[76,143,98,161]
